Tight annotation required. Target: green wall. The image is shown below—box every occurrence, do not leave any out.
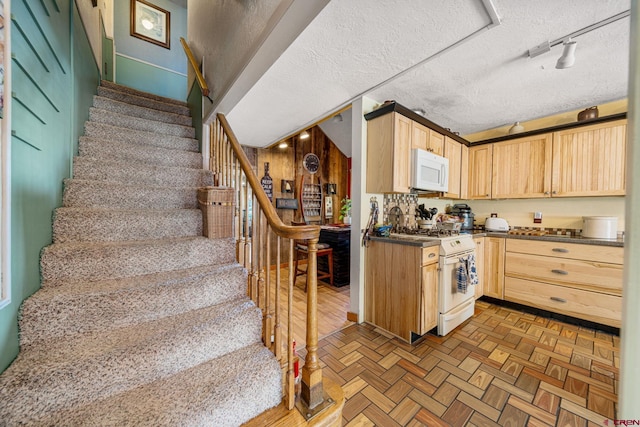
[187,80,202,149]
[0,0,99,373]
[116,54,187,100]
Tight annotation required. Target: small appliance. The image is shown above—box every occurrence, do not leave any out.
[582,216,617,239]
[484,217,509,232]
[450,204,475,230]
[411,149,449,192]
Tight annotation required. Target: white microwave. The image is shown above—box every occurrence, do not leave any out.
[411,148,449,192]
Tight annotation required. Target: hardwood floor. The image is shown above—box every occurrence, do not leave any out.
[307,299,619,426]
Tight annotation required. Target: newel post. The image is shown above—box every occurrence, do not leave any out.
[301,238,324,409]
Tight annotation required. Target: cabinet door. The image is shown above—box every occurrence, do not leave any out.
[420,262,438,334]
[492,134,552,198]
[552,120,627,197]
[443,136,462,199]
[468,145,493,199]
[484,237,505,299]
[366,113,412,193]
[460,145,469,199]
[411,121,429,151]
[428,130,445,156]
[474,238,485,299]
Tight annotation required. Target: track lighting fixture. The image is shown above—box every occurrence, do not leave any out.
[527,10,629,69]
[300,130,310,140]
[555,39,577,69]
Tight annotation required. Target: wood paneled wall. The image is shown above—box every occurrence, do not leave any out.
[256,126,349,264]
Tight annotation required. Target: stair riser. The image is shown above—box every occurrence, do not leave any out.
[52,208,203,243]
[40,237,236,282]
[93,96,193,126]
[20,266,247,344]
[101,81,189,108]
[72,157,214,187]
[78,137,202,169]
[5,302,263,418]
[84,121,199,152]
[63,180,199,210]
[90,108,196,139]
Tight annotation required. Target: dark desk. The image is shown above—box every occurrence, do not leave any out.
[318,225,351,287]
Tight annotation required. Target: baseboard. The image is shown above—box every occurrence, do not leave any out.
[347,311,358,322]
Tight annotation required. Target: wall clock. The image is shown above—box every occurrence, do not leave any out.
[303,153,320,174]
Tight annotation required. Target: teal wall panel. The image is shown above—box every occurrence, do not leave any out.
[101,16,114,82]
[0,0,99,373]
[187,81,202,150]
[116,54,187,101]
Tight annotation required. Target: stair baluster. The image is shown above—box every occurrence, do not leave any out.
[212,113,332,418]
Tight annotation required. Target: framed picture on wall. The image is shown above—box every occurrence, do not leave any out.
[130,0,170,49]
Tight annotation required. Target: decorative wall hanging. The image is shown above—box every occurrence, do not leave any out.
[130,0,171,49]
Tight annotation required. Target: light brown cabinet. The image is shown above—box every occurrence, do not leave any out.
[366,112,412,193]
[443,136,468,199]
[491,133,553,199]
[473,237,485,300]
[551,119,627,197]
[483,237,505,299]
[365,240,439,342]
[411,121,445,155]
[504,239,623,327]
[468,145,493,199]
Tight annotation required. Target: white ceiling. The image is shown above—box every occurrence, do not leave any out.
[225,0,630,149]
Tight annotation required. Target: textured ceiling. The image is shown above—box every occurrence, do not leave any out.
[225,0,630,148]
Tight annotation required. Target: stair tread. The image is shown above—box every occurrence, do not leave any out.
[73,156,211,175]
[93,95,192,125]
[84,121,199,152]
[90,107,196,138]
[13,343,281,427]
[1,299,266,422]
[78,136,203,168]
[100,80,190,107]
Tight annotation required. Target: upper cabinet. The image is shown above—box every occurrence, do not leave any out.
[411,121,445,155]
[491,133,553,199]
[468,145,493,199]
[552,119,627,197]
[469,118,627,199]
[366,112,412,193]
[443,136,468,199]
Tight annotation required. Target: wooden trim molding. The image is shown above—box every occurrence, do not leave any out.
[347,311,358,322]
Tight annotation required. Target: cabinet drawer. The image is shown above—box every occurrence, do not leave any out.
[506,239,623,264]
[505,277,621,327]
[422,246,439,265]
[505,252,622,295]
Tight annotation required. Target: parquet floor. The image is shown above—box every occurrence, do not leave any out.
[312,300,619,427]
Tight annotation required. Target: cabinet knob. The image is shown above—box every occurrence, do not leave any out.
[550,296,567,303]
[552,248,569,253]
[552,191,557,195]
[544,191,549,195]
[551,269,568,275]
[486,194,490,197]
[428,253,436,258]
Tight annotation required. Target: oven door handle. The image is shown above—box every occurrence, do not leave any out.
[443,251,475,265]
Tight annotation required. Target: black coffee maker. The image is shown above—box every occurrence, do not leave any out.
[451,204,475,231]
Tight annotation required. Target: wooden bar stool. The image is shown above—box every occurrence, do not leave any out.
[292,221,334,290]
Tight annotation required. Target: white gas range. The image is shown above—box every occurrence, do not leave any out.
[391,230,477,336]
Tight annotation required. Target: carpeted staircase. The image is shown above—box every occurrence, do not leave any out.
[0,81,282,426]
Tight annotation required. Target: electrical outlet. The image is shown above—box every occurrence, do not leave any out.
[533,211,542,224]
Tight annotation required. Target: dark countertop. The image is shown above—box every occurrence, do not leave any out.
[369,231,624,248]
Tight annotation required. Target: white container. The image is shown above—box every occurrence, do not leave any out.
[582,216,618,239]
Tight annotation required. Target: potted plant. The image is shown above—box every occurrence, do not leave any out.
[339,198,352,224]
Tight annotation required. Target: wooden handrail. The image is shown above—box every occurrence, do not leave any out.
[180,37,210,98]
[217,113,320,241]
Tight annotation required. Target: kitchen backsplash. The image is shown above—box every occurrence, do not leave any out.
[416,195,625,232]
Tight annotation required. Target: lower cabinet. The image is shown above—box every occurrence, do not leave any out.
[504,239,623,327]
[365,240,439,342]
[483,237,505,299]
